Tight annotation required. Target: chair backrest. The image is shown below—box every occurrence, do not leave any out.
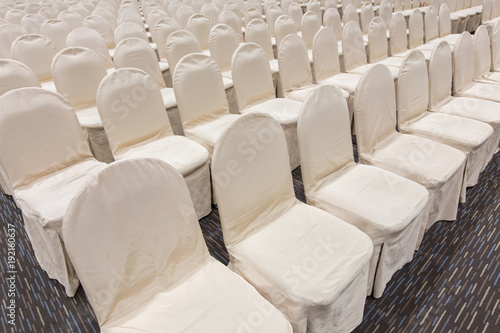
[246,0,264,14]
[390,12,407,56]
[452,32,475,93]
[244,18,275,60]
[52,47,107,110]
[360,3,375,34]
[209,23,240,72]
[187,13,211,50]
[243,7,262,27]
[218,9,244,42]
[0,23,23,58]
[114,22,148,45]
[58,10,84,30]
[113,37,166,88]
[38,6,59,19]
[301,11,321,49]
[11,34,58,81]
[281,0,294,12]
[483,0,492,22]
[368,16,389,63]
[212,113,296,247]
[342,4,359,26]
[306,1,322,25]
[473,25,492,79]
[379,0,393,29]
[147,9,168,30]
[0,59,41,96]
[97,68,172,155]
[69,4,90,17]
[264,0,279,14]
[298,85,354,195]
[424,5,438,43]
[408,8,424,49]
[166,30,202,73]
[438,3,452,37]
[176,5,195,28]
[201,3,219,26]
[192,0,206,13]
[428,41,453,109]
[491,20,500,72]
[5,9,27,25]
[354,64,396,156]
[231,42,275,110]
[26,3,42,15]
[323,7,342,42]
[278,34,313,93]
[275,14,297,50]
[93,7,117,30]
[173,53,229,129]
[397,50,429,126]
[342,21,368,71]
[66,27,114,68]
[169,0,184,17]
[287,2,303,30]
[266,4,284,37]
[117,10,144,26]
[64,158,208,326]
[83,15,115,48]
[224,0,243,17]
[0,88,92,188]
[153,17,182,60]
[40,19,72,50]
[312,27,342,82]
[21,13,45,34]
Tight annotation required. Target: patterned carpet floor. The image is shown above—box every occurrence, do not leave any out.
[0,152,498,332]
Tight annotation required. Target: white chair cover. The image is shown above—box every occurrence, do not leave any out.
[428,41,500,150]
[424,5,439,43]
[40,19,72,50]
[287,2,303,30]
[360,3,375,34]
[232,42,301,169]
[191,0,205,13]
[147,9,168,30]
[201,3,219,26]
[52,46,113,162]
[66,27,114,68]
[342,4,359,26]
[379,0,393,29]
[209,23,239,75]
[96,68,211,218]
[243,7,262,28]
[353,64,466,240]
[58,10,84,30]
[83,15,115,48]
[166,29,202,74]
[187,13,211,50]
[218,9,244,42]
[266,4,284,37]
[173,53,239,157]
[11,34,57,83]
[153,17,181,62]
[21,13,46,34]
[0,23,23,58]
[306,1,322,25]
[473,25,500,84]
[117,10,143,26]
[297,84,428,298]
[212,112,373,333]
[275,14,297,51]
[323,7,342,41]
[408,8,424,49]
[397,50,495,192]
[176,5,195,28]
[113,22,148,45]
[301,11,320,49]
[491,20,500,72]
[0,87,106,296]
[5,9,26,25]
[38,6,59,19]
[390,12,409,56]
[63,158,292,332]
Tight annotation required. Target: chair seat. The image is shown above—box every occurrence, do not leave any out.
[318,72,362,93]
[102,259,293,333]
[401,112,493,152]
[231,202,373,303]
[75,106,103,128]
[431,97,500,127]
[365,132,466,189]
[118,135,209,176]
[474,72,500,85]
[457,82,500,103]
[160,87,177,109]
[185,114,240,155]
[310,163,428,243]
[15,158,106,230]
[242,98,301,124]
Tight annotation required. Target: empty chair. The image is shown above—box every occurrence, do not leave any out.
[275,14,297,52]
[218,9,244,42]
[38,6,59,20]
[243,7,263,28]
[96,68,212,218]
[378,0,393,29]
[408,8,425,50]
[11,34,58,92]
[438,3,461,45]
[353,64,466,240]
[147,9,168,31]
[64,158,292,332]
[453,32,500,103]
[113,22,149,45]
[209,23,239,79]
[66,27,115,70]
[265,4,284,37]
[168,0,184,18]
[389,12,410,57]
[153,17,182,84]
[301,11,320,51]
[367,17,405,69]
[40,19,72,50]
[21,13,46,34]
[306,1,322,25]
[173,53,239,157]
[25,3,42,15]
[297,85,429,298]
[58,10,84,30]
[5,9,27,25]
[279,33,349,102]
[491,20,500,72]
[428,41,500,150]
[231,42,302,169]
[83,15,115,49]
[51,46,113,162]
[360,2,375,34]
[117,10,144,26]
[0,24,23,58]
[191,0,206,13]
[201,3,220,26]
[473,25,500,84]
[342,4,359,26]
[0,59,41,96]
[323,7,342,42]
[176,5,195,29]
[0,87,107,296]
[397,50,495,195]
[287,2,303,30]
[212,112,373,333]
[187,13,212,52]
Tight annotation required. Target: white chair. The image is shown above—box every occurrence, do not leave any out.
[306,1,322,25]
[379,0,393,29]
[83,14,115,49]
[453,32,500,103]
[367,17,405,69]
[231,42,302,169]
[389,12,410,57]
[113,22,149,45]
[173,53,240,157]
[397,50,495,195]
[165,29,202,76]
[5,9,27,25]
[301,11,320,50]
[491,20,500,72]
[38,6,59,19]
[243,7,263,28]
[153,17,181,85]
[96,68,212,218]
[218,9,244,42]
[297,85,428,298]
[212,112,373,333]
[63,158,292,332]
[408,8,425,50]
[0,24,23,59]
[342,4,359,26]
[201,3,220,26]
[209,23,239,79]
[66,27,115,70]
[353,64,466,241]
[438,3,461,45]
[58,10,84,30]
[117,10,144,27]
[428,41,500,151]
[0,87,107,296]
[473,25,500,84]
[187,13,212,52]
[147,9,168,31]
[40,19,72,50]
[274,14,297,52]
[21,13,46,34]
[323,7,342,42]
[51,46,113,163]
[176,5,195,29]
[266,4,284,37]
[287,2,303,30]
[11,34,58,92]
[360,2,375,34]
